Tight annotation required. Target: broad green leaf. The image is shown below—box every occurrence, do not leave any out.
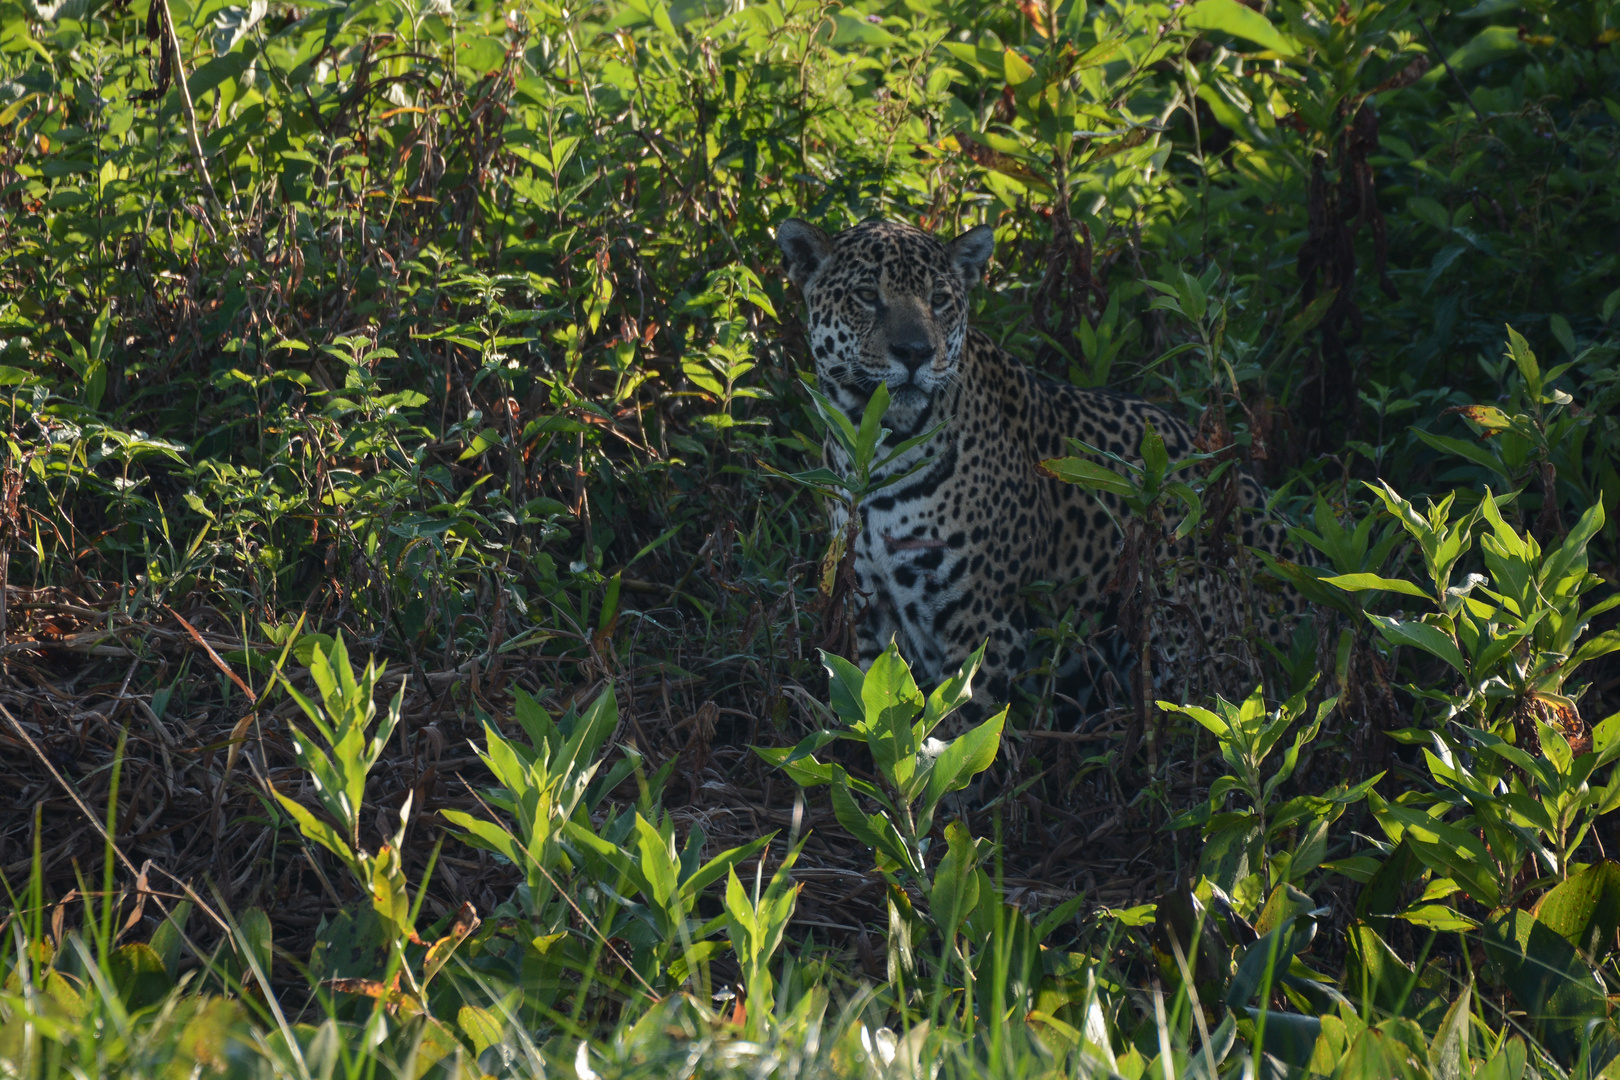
[1411,429,1512,478]
[830,780,916,876]
[440,810,523,865]
[1366,614,1468,675]
[1322,573,1431,599]
[1002,47,1036,85]
[1182,0,1299,55]
[274,793,356,870]
[458,1005,505,1056]
[1038,456,1135,497]
[922,707,1005,817]
[1534,861,1620,963]
[679,833,775,901]
[1436,24,1523,74]
[110,943,172,1010]
[854,382,892,472]
[922,643,984,733]
[826,11,899,45]
[1344,921,1415,1016]
[1428,982,1472,1080]
[928,821,981,941]
[1483,909,1606,1059]
[1372,800,1500,908]
[1139,422,1169,480]
[634,814,680,909]
[1399,904,1479,932]
[822,651,867,727]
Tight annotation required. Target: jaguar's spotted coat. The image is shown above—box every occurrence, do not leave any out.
[776,218,1303,715]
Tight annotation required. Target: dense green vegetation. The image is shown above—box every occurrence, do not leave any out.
[2,0,1620,1071]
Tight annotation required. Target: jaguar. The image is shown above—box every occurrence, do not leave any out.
[775,217,1304,717]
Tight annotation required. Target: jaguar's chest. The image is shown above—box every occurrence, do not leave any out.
[856,495,962,596]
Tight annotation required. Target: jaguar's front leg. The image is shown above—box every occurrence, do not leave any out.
[851,564,902,668]
[932,594,1031,728]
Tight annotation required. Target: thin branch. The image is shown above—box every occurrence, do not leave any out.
[1415,13,1484,123]
[156,0,226,221]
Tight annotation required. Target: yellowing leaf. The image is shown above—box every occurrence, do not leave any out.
[1003,47,1036,85]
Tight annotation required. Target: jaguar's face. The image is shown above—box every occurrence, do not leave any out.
[776,219,995,435]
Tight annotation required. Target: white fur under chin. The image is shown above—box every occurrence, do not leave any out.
[882,385,933,430]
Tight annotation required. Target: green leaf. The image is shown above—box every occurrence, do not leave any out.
[830,780,916,876]
[667,940,725,986]
[1160,701,1228,738]
[1322,573,1431,599]
[922,708,1005,818]
[368,847,413,940]
[923,643,984,733]
[1534,861,1620,963]
[1002,47,1036,85]
[274,792,357,870]
[149,901,192,978]
[1439,25,1523,74]
[1227,915,1310,1008]
[1504,326,1541,399]
[1182,0,1299,55]
[803,381,860,457]
[1371,800,1499,908]
[1344,921,1415,1016]
[1366,614,1468,675]
[827,11,899,45]
[1410,429,1512,478]
[458,1005,505,1057]
[440,810,523,865]
[1139,422,1169,479]
[1164,480,1203,539]
[1399,904,1479,932]
[854,382,892,472]
[679,833,775,902]
[235,907,274,981]
[1038,456,1135,497]
[562,820,646,895]
[863,644,924,785]
[1541,502,1604,592]
[927,821,982,941]
[110,943,173,1010]
[457,428,505,461]
[1483,908,1607,1059]
[863,643,924,729]
[634,814,680,909]
[822,651,867,726]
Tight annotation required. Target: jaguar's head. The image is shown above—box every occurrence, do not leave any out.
[775,219,995,435]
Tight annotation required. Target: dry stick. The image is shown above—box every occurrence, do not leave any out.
[166,605,257,704]
[177,601,260,860]
[154,0,224,224]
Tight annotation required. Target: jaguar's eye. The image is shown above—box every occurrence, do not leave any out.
[855,287,880,304]
[931,292,951,308]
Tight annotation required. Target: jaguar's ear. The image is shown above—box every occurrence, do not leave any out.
[947,224,996,286]
[776,219,834,288]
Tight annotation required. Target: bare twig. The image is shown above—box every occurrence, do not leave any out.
[154,0,225,221]
[166,605,257,704]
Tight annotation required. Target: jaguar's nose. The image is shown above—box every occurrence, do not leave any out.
[889,337,934,373]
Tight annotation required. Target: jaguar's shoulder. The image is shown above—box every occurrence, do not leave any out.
[959,329,1193,457]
